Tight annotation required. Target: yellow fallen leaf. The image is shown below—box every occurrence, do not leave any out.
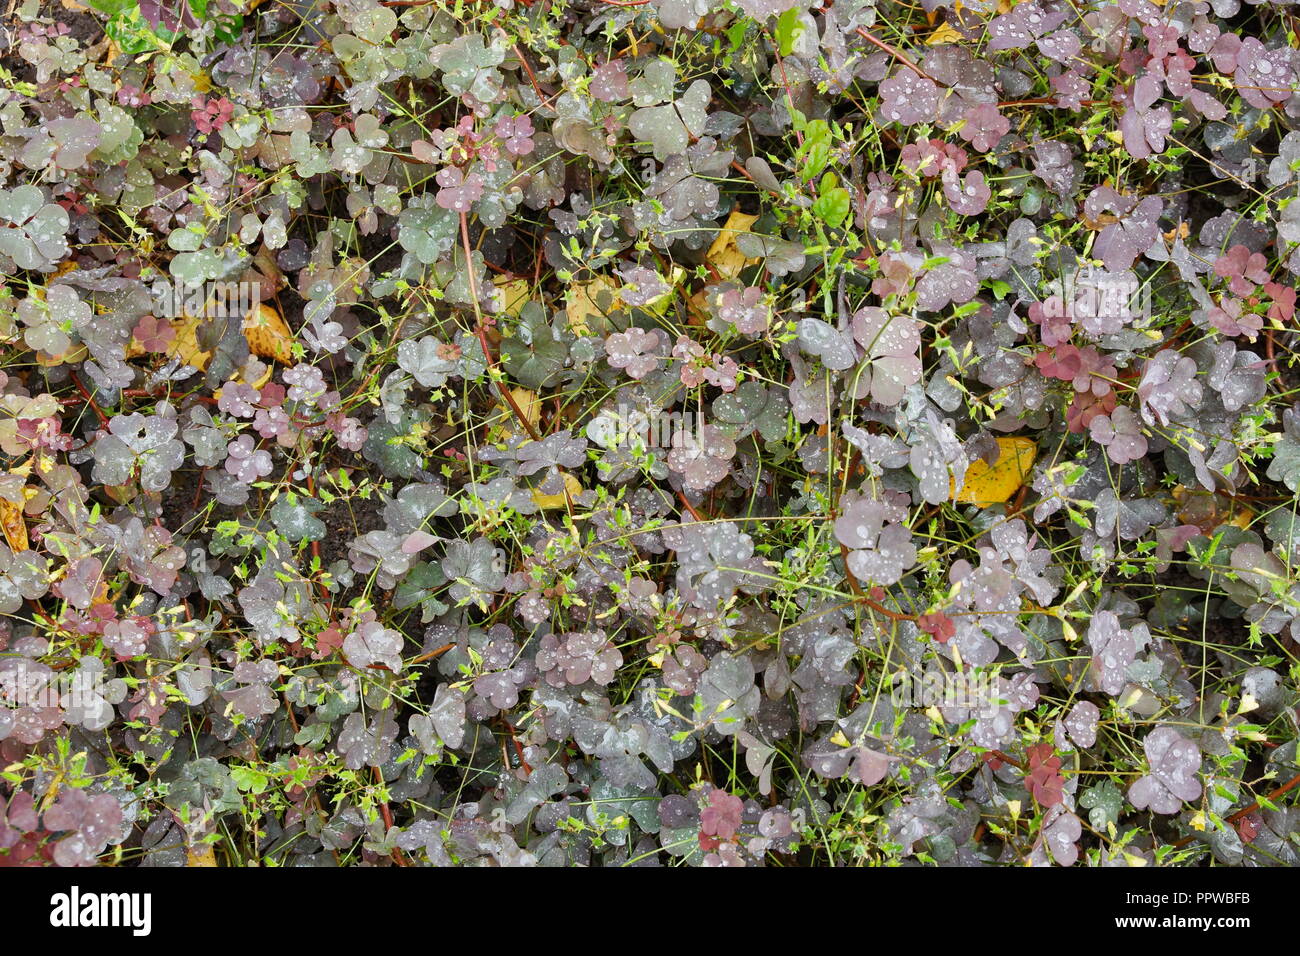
[1171,484,1252,531]
[926,23,966,45]
[705,210,759,282]
[532,472,583,510]
[0,497,27,553]
[244,363,274,391]
[167,315,213,372]
[494,387,541,441]
[243,303,294,364]
[213,362,273,406]
[128,310,230,372]
[34,344,88,367]
[952,437,1037,506]
[493,276,532,318]
[565,276,621,336]
[685,286,713,325]
[511,387,542,428]
[186,844,217,867]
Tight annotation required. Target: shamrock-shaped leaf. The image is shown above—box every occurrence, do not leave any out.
[337,710,399,770]
[343,620,404,673]
[1089,406,1149,465]
[629,80,711,161]
[1040,807,1082,867]
[797,318,857,371]
[441,537,506,609]
[712,381,789,443]
[1063,701,1100,748]
[270,495,327,543]
[1087,610,1140,696]
[536,630,622,688]
[696,653,761,735]
[667,424,736,492]
[1138,350,1203,426]
[225,434,273,484]
[1128,726,1202,815]
[330,114,388,174]
[878,72,940,126]
[398,204,458,264]
[1086,189,1163,273]
[834,489,917,585]
[93,412,186,492]
[1079,780,1123,830]
[502,304,569,389]
[0,185,70,272]
[849,307,921,406]
[605,327,666,379]
[398,336,460,388]
[959,104,1010,153]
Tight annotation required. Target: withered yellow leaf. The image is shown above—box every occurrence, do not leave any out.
[213,362,273,406]
[494,387,542,441]
[952,437,1037,506]
[0,497,28,553]
[186,844,218,867]
[565,276,621,336]
[532,472,583,511]
[705,210,759,282]
[493,276,532,318]
[243,362,274,391]
[1171,484,1252,531]
[243,303,294,364]
[685,288,711,325]
[510,387,541,429]
[167,315,213,372]
[35,344,88,367]
[926,23,966,44]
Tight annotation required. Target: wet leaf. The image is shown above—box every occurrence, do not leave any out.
[952,437,1037,506]
[243,303,293,365]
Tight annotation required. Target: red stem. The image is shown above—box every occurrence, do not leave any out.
[459,212,543,443]
[1171,772,1300,849]
[67,372,110,427]
[372,766,409,866]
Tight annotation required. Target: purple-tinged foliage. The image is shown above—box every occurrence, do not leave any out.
[0,0,1291,871]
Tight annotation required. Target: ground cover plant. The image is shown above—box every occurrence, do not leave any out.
[0,0,1298,868]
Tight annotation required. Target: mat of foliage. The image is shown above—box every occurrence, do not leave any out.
[1,0,1299,868]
